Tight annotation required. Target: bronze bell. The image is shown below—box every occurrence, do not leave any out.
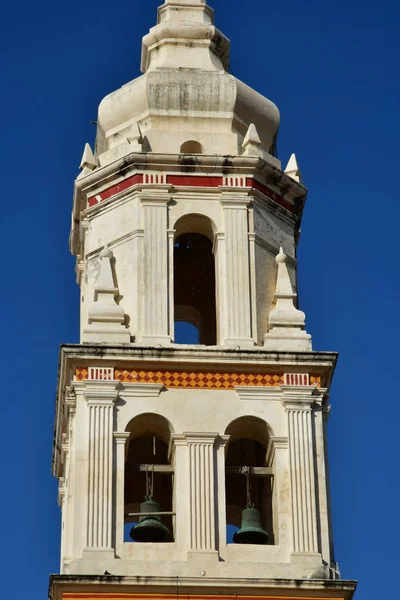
[233,506,269,545]
[130,498,170,543]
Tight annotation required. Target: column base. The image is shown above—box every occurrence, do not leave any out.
[187,549,219,568]
[140,335,172,345]
[82,547,115,561]
[224,337,255,349]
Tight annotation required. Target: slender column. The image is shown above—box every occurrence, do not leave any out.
[61,388,76,571]
[114,432,130,556]
[185,433,218,552]
[221,196,254,347]
[84,382,119,553]
[141,195,171,344]
[283,387,318,554]
[167,229,176,341]
[213,232,226,345]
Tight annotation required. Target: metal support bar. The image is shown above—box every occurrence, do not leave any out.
[226,466,274,476]
[126,511,175,517]
[126,464,174,474]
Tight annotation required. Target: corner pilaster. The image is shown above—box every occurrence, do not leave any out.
[82,381,119,557]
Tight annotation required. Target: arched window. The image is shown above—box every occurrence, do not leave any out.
[225,416,274,544]
[174,215,217,345]
[124,414,174,543]
[180,140,203,154]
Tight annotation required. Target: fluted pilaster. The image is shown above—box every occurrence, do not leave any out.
[221,197,253,347]
[84,382,119,552]
[141,194,171,344]
[283,388,318,554]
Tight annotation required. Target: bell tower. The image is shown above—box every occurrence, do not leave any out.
[50,2,357,600]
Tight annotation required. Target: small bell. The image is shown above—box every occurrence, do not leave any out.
[233,506,269,545]
[130,498,170,543]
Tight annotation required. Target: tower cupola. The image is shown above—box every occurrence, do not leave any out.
[96,0,280,166]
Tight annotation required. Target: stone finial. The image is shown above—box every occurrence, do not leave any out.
[82,246,130,344]
[77,143,97,180]
[284,153,302,183]
[242,123,263,157]
[263,248,312,351]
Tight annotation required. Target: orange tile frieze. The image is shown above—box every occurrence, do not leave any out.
[63,595,341,600]
[75,368,321,389]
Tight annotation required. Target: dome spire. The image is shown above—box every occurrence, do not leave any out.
[141,0,229,73]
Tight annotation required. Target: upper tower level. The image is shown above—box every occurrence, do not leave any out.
[95,0,280,165]
[71,0,310,351]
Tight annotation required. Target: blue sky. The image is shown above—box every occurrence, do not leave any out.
[0,0,398,598]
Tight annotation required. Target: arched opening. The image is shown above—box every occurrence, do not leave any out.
[180,140,203,154]
[124,414,174,543]
[225,416,274,544]
[174,215,217,346]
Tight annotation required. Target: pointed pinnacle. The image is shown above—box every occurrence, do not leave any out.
[79,143,97,171]
[284,153,301,182]
[243,123,262,148]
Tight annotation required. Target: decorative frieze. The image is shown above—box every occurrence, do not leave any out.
[75,367,321,389]
[87,367,114,381]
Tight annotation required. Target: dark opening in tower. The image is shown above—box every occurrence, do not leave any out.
[174,215,216,345]
[124,414,174,543]
[225,416,274,544]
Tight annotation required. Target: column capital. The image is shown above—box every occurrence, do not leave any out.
[113,432,130,445]
[73,380,119,405]
[183,432,220,445]
[140,192,172,206]
[281,385,319,410]
[266,436,288,465]
[220,196,251,209]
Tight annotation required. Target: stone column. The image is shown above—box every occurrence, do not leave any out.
[84,381,119,556]
[221,196,254,347]
[141,194,171,344]
[114,432,130,557]
[282,387,318,555]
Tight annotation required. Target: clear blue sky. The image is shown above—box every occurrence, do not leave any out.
[0,0,398,598]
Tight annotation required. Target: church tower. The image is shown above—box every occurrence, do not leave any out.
[50,2,357,600]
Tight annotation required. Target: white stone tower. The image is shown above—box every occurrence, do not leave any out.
[51,2,357,600]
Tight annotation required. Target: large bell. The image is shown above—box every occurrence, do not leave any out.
[130,499,170,543]
[233,507,269,545]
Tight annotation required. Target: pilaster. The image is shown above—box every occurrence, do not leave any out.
[114,432,130,556]
[220,196,254,347]
[141,193,171,344]
[82,381,119,557]
[282,386,319,556]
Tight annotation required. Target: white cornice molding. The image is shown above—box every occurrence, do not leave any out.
[234,386,282,401]
[119,383,165,397]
